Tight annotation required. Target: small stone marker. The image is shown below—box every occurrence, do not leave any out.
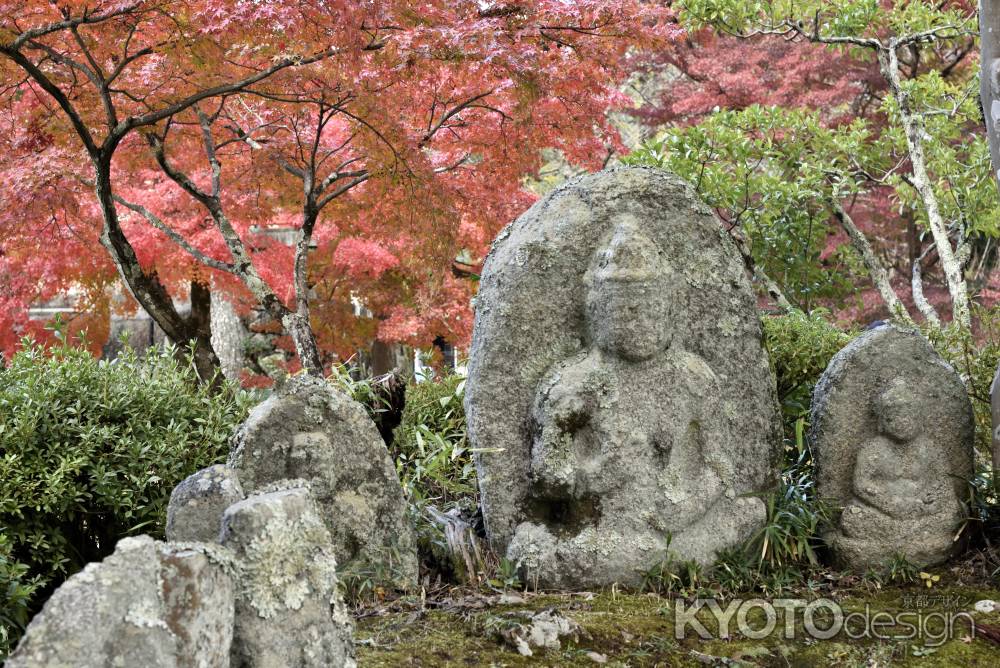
[220,487,356,668]
[167,464,245,542]
[229,374,417,587]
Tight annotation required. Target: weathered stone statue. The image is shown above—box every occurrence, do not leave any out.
[229,374,418,588]
[7,537,235,668]
[810,325,974,569]
[167,464,245,543]
[465,167,782,588]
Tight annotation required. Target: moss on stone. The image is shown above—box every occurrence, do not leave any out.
[356,584,1000,666]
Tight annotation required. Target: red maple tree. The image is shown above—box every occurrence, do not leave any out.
[1,1,678,378]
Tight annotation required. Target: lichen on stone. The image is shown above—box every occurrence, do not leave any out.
[257,477,314,495]
[241,510,340,619]
[167,541,241,580]
[124,598,171,631]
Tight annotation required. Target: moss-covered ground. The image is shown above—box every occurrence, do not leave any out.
[356,578,1000,666]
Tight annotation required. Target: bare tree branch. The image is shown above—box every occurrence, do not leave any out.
[112,194,236,273]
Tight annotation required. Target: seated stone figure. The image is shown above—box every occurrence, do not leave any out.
[810,324,973,570]
[839,379,962,561]
[505,220,764,588]
[465,167,781,591]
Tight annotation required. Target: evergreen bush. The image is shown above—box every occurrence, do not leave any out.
[0,337,253,649]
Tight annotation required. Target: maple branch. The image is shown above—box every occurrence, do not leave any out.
[434,154,471,174]
[23,39,99,86]
[318,156,363,190]
[314,130,359,171]
[422,90,496,145]
[112,194,236,273]
[110,46,344,144]
[107,50,152,86]
[150,124,290,321]
[307,104,331,184]
[53,25,120,129]
[8,3,142,51]
[0,47,98,154]
[148,129,213,206]
[197,108,222,199]
[223,116,306,179]
[338,107,408,172]
[767,21,880,49]
[69,25,107,81]
[150,112,325,373]
[878,42,970,328]
[316,174,369,210]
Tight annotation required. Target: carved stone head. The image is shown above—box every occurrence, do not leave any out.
[873,377,921,443]
[584,217,673,361]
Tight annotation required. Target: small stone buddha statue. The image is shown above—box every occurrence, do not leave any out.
[839,378,961,557]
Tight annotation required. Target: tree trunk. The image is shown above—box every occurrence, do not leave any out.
[982,0,1000,191]
[188,280,223,389]
[911,251,943,328]
[370,339,413,377]
[210,290,247,380]
[282,312,324,376]
[879,46,971,329]
[93,154,223,385]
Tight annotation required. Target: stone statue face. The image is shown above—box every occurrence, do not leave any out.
[874,378,921,443]
[585,218,672,361]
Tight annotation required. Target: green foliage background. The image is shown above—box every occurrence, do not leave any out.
[0,340,253,657]
[392,374,475,509]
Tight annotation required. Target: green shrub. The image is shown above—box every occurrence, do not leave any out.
[0,339,253,628]
[392,374,476,508]
[923,306,1000,460]
[762,310,854,452]
[0,534,40,661]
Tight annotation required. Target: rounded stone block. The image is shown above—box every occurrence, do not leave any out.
[167,464,245,543]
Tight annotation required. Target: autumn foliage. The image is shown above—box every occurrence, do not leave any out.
[1,1,677,368]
